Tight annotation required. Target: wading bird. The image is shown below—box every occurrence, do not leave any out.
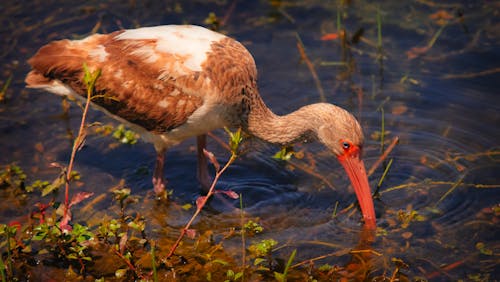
[26,25,376,227]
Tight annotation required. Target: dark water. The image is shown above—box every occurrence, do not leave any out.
[0,0,499,280]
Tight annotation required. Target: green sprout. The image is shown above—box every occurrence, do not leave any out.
[0,164,26,190]
[274,249,297,282]
[243,220,264,237]
[112,124,139,145]
[249,238,278,258]
[0,75,12,102]
[272,146,295,161]
[397,209,426,229]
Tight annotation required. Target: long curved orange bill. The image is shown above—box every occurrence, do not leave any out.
[338,153,376,229]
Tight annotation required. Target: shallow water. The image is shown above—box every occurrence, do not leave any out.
[0,0,499,280]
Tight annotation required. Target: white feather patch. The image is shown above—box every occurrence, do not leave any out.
[88,45,109,62]
[116,25,225,72]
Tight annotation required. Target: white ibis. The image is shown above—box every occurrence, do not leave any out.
[25,25,376,227]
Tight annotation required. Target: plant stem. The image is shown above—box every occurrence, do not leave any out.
[167,154,238,258]
[427,23,447,49]
[375,158,393,196]
[368,136,399,177]
[151,241,158,282]
[295,33,326,102]
[379,107,385,153]
[436,174,465,206]
[336,1,342,31]
[61,65,100,230]
[6,229,12,279]
[282,249,296,280]
[0,255,5,282]
[239,194,246,282]
[0,74,12,102]
[332,201,339,219]
[377,7,382,49]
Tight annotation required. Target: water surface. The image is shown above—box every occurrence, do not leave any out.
[0,0,498,280]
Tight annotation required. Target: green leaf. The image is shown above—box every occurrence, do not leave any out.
[244,220,264,235]
[282,249,297,278]
[249,239,277,257]
[0,253,5,271]
[112,124,139,145]
[234,272,243,280]
[113,188,131,202]
[213,259,229,266]
[272,146,294,161]
[115,268,128,278]
[21,244,32,253]
[225,127,243,154]
[254,258,267,266]
[82,62,101,91]
[0,74,13,102]
[127,220,145,232]
[66,254,77,260]
[476,242,493,255]
[274,272,285,282]
[318,264,332,272]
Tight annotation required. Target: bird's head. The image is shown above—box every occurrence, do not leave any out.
[315,104,376,228]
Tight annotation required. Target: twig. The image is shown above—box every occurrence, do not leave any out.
[351,85,364,123]
[376,6,383,49]
[349,249,383,256]
[435,174,465,206]
[90,18,102,34]
[220,0,238,27]
[441,67,500,79]
[426,29,481,62]
[291,249,349,268]
[278,8,296,23]
[379,107,385,153]
[167,128,242,258]
[427,23,447,49]
[380,180,500,195]
[61,65,101,230]
[367,136,399,177]
[114,249,142,279]
[428,149,500,169]
[166,154,237,258]
[425,259,465,279]
[295,33,326,102]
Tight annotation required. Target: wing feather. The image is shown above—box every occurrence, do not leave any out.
[26,29,208,133]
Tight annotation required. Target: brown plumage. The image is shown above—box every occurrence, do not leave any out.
[26,25,376,227]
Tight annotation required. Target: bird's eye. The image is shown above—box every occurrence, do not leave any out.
[342,142,350,150]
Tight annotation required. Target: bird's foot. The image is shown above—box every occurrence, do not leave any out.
[152,176,167,199]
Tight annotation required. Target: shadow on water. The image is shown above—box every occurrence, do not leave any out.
[0,0,499,280]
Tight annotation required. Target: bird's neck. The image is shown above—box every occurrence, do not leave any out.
[244,89,316,145]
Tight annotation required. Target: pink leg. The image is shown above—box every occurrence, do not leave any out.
[197,135,212,191]
[152,149,166,195]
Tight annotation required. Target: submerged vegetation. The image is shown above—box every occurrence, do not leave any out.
[0,0,499,281]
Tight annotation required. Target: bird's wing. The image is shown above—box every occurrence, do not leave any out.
[25,26,233,133]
